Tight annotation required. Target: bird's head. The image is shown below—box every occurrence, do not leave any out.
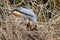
[12,11,21,16]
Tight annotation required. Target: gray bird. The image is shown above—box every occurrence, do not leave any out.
[11,7,37,23]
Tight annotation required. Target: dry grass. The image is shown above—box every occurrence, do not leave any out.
[0,0,60,40]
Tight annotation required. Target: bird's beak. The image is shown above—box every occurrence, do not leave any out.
[12,11,21,16]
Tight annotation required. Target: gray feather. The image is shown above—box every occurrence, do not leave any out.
[12,7,37,22]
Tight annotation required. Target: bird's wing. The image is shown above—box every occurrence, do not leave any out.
[16,7,35,17]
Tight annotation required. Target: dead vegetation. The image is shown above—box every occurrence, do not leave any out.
[0,0,60,40]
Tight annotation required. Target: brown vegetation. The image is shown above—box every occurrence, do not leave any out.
[0,0,60,40]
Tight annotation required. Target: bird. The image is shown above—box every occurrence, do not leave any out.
[11,7,37,23]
